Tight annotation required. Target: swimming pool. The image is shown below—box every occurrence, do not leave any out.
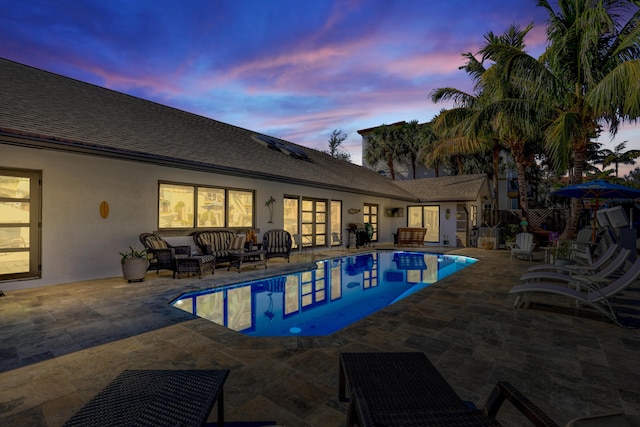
[171,250,477,337]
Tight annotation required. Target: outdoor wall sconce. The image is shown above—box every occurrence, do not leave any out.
[99,201,109,219]
[445,208,451,220]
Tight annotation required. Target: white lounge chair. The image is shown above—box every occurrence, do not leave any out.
[519,248,630,285]
[511,232,534,261]
[510,255,640,325]
[525,242,619,275]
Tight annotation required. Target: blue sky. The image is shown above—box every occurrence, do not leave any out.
[1,0,638,170]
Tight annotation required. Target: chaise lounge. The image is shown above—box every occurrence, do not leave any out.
[510,255,640,325]
[339,352,559,426]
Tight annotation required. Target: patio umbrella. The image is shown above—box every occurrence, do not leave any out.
[552,179,640,240]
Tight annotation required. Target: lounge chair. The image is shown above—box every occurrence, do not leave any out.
[263,229,292,263]
[511,232,535,261]
[510,255,640,325]
[519,248,631,285]
[526,242,619,274]
[339,352,559,427]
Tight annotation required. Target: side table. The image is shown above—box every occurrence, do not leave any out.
[64,369,229,427]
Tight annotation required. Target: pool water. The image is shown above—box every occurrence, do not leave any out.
[171,250,477,337]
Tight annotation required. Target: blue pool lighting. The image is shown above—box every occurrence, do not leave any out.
[171,251,477,337]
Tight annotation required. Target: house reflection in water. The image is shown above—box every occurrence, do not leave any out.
[171,251,476,337]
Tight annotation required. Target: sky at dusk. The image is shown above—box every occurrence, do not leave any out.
[1,0,638,172]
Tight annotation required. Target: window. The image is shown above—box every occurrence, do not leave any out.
[363,203,378,241]
[159,182,254,229]
[407,205,440,243]
[283,197,299,245]
[0,168,41,281]
[330,200,342,246]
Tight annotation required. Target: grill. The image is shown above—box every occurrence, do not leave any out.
[347,223,371,248]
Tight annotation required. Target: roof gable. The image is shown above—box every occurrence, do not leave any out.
[393,174,490,202]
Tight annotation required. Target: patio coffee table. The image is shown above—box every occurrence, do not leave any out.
[64,369,229,427]
[228,249,266,272]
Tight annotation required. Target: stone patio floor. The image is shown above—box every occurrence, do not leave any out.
[1,245,639,426]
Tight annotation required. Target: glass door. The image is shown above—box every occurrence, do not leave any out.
[0,169,41,281]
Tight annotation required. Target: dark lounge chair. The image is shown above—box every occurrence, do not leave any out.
[339,352,559,427]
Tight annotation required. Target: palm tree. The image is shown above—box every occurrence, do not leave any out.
[398,120,431,179]
[431,25,544,222]
[363,123,403,180]
[598,141,640,178]
[502,0,640,237]
[416,120,444,177]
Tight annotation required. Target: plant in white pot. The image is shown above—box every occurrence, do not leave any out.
[120,246,149,282]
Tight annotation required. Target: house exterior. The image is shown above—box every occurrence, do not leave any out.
[0,58,492,290]
[393,175,492,248]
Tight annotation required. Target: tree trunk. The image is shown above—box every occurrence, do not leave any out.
[492,143,500,225]
[387,153,395,180]
[411,153,417,179]
[561,139,587,239]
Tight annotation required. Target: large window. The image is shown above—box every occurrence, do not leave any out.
[363,203,378,241]
[407,205,440,242]
[159,182,254,229]
[0,168,41,281]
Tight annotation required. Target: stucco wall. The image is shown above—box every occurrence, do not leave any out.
[2,145,407,290]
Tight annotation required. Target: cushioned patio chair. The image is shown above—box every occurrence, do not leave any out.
[510,255,640,325]
[139,233,191,277]
[263,229,292,263]
[511,232,535,261]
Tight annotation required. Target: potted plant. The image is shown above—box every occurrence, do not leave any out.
[553,240,572,266]
[120,245,149,282]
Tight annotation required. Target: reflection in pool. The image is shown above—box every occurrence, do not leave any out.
[171,251,477,337]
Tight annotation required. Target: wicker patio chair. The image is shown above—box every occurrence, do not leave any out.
[263,229,292,263]
[139,233,191,277]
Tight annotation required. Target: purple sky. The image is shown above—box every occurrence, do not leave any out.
[1,0,638,171]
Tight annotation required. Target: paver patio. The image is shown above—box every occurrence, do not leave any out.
[1,246,639,426]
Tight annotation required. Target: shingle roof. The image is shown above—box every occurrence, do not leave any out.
[0,58,418,201]
[393,174,489,202]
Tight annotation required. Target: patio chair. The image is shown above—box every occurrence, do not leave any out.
[139,233,191,277]
[293,233,314,255]
[510,255,640,325]
[263,229,292,263]
[339,352,559,427]
[331,232,342,250]
[511,232,535,261]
